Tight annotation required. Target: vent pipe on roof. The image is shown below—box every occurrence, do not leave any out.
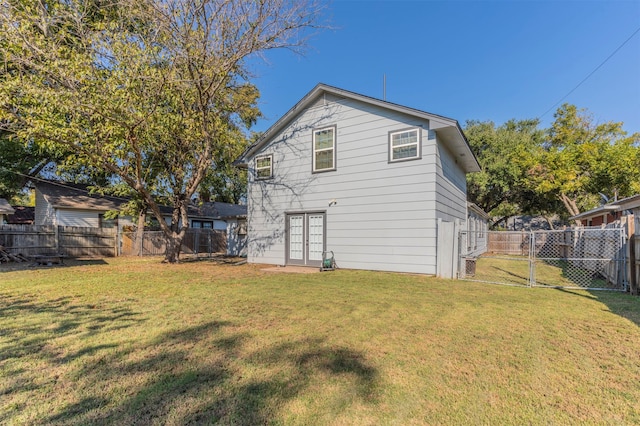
[383,74,386,101]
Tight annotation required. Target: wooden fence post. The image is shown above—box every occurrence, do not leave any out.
[55,225,60,254]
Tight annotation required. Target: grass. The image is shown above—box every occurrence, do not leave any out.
[467,255,619,289]
[1,257,640,425]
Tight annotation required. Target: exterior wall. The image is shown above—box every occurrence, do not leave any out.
[246,96,463,274]
[465,210,488,255]
[0,213,6,224]
[435,141,467,223]
[35,187,56,226]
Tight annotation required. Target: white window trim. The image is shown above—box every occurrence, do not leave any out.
[312,126,336,172]
[389,128,421,162]
[255,154,273,180]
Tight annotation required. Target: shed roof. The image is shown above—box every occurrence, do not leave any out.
[568,194,640,222]
[613,194,640,211]
[467,202,490,221]
[36,181,127,211]
[0,198,16,215]
[569,204,619,221]
[189,202,246,219]
[236,83,481,173]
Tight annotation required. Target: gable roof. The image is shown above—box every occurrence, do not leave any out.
[613,194,640,211]
[236,83,481,173]
[569,193,640,222]
[467,202,490,221]
[36,181,127,211]
[189,202,246,219]
[0,198,15,215]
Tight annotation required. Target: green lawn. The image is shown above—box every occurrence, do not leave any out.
[466,255,622,289]
[1,257,640,425]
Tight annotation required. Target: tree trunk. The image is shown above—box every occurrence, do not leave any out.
[544,216,556,230]
[135,210,146,256]
[559,193,582,226]
[164,230,186,263]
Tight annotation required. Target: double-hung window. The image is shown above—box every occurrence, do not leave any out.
[389,128,420,162]
[313,126,336,172]
[255,155,273,179]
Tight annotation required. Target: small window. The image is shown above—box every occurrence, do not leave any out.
[192,220,213,229]
[389,128,420,162]
[313,126,336,172]
[255,155,273,179]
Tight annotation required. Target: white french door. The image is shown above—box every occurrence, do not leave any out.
[286,212,325,266]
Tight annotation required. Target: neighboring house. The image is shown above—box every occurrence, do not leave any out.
[235,83,480,274]
[33,180,247,255]
[34,181,134,229]
[0,198,15,224]
[570,205,621,227]
[570,195,639,229]
[188,201,248,256]
[7,206,35,225]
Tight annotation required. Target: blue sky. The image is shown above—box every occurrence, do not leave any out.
[249,0,640,136]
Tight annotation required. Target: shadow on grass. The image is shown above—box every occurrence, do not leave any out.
[0,293,144,362]
[551,287,640,327]
[47,325,379,425]
[0,258,109,273]
[0,294,379,424]
[586,290,640,328]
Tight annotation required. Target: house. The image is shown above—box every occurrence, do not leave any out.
[34,180,133,228]
[466,202,490,256]
[187,201,248,256]
[235,84,480,274]
[569,205,621,227]
[0,198,15,224]
[33,180,247,255]
[6,206,35,225]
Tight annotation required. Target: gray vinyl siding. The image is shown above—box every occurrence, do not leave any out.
[34,188,55,226]
[435,142,467,222]
[247,96,449,274]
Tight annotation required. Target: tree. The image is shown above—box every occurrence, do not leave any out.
[0,0,322,262]
[465,119,543,226]
[528,104,640,221]
[196,130,258,205]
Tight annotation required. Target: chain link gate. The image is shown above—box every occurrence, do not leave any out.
[458,228,627,291]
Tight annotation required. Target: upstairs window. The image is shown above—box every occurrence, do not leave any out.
[255,155,273,179]
[389,128,420,162]
[313,126,336,172]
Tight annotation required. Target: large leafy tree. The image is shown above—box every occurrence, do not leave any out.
[529,104,640,220]
[465,119,544,226]
[0,0,321,262]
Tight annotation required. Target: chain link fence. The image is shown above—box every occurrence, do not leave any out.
[459,228,627,290]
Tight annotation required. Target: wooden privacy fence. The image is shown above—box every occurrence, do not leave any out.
[120,229,227,257]
[1,225,226,259]
[0,225,116,258]
[487,231,530,255]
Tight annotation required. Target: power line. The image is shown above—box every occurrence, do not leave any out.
[540,25,640,120]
